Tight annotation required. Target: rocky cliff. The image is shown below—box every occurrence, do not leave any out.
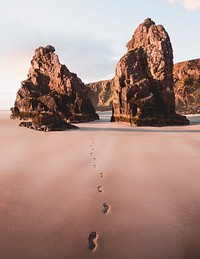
[173,58,200,114]
[86,57,200,115]
[111,18,189,126]
[11,45,99,127]
[86,79,114,111]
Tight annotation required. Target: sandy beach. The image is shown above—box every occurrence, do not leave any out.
[0,111,200,258]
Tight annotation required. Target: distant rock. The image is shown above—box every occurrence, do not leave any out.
[86,79,114,111]
[111,18,189,126]
[173,58,200,114]
[11,45,99,130]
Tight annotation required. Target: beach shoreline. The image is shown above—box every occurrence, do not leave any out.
[0,111,200,258]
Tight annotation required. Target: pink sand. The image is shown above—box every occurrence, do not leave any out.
[0,111,200,258]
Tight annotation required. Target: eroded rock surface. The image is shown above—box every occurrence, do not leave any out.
[11,45,99,129]
[87,79,113,111]
[174,59,200,114]
[111,18,189,126]
[18,113,78,131]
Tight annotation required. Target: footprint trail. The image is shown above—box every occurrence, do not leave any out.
[87,135,112,252]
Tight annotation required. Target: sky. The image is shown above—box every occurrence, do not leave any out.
[0,0,200,110]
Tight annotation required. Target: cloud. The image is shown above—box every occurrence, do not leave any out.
[169,0,200,10]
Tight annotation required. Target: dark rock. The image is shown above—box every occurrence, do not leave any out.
[19,113,78,131]
[19,121,33,128]
[111,18,189,126]
[173,58,200,114]
[11,45,99,126]
[86,57,200,116]
[86,79,114,111]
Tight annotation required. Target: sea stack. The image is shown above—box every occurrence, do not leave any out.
[11,45,99,128]
[111,18,189,126]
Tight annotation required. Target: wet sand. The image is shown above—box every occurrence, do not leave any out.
[0,111,200,258]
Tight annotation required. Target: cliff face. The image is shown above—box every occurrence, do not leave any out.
[173,58,200,114]
[86,79,113,111]
[86,57,200,116]
[111,18,189,126]
[11,45,99,124]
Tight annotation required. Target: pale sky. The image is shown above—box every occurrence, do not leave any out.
[0,0,200,110]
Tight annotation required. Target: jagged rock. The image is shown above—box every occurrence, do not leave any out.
[111,18,189,126]
[11,45,99,127]
[86,79,114,111]
[18,113,78,131]
[86,58,200,116]
[173,58,200,114]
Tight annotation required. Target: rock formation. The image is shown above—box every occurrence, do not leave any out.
[111,18,189,126]
[18,113,78,131]
[86,57,200,116]
[11,45,99,130]
[173,58,200,114]
[86,79,114,111]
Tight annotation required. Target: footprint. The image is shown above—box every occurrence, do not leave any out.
[93,158,96,161]
[97,185,103,193]
[88,231,98,251]
[100,172,104,178]
[103,203,110,214]
[90,152,93,155]
[93,164,97,168]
